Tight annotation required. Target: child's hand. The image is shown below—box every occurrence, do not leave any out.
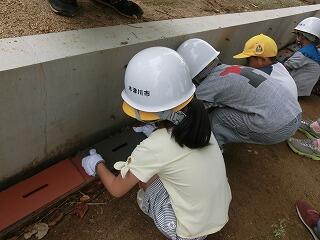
[81,149,104,176]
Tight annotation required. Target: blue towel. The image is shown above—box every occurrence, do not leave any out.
[258,65,273,75]
[298,43,320,64]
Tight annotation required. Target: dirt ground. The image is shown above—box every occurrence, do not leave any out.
[0,0,312,39]
[34,96,319,240]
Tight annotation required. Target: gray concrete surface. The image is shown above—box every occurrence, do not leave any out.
[1,5,320,183]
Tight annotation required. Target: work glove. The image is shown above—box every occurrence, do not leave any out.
[81,149,105,176]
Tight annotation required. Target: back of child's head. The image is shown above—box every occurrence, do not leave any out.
[170,98,211,149]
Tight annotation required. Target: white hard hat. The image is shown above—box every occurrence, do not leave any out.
[121,47,195,121]
[294,17,320,39]
[177,38,220,79]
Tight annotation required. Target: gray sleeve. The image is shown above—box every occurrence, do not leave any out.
[195,80,219,108]
[195,76,235,108]
[284,52,308,70]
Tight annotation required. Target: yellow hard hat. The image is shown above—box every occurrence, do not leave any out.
[233,34,278,59]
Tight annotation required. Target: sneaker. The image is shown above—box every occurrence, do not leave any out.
[48,0,79,16]
[299,119,320,139]
[296,200,320,240]
[287,138,320,160]
[93,0,143,18]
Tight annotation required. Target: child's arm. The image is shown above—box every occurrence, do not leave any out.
[284,52,308,70]
[96,163,139,198]
[82,149,139,198]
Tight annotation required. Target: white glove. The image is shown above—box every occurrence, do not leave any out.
[81,149,104,176]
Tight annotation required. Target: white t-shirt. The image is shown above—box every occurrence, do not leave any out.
[115,128,231,238]
[271,62,298,99]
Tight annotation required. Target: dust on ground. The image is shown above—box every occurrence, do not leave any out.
[0,0,312,39]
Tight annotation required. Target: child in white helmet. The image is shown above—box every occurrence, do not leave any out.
[284,17,320,97]
[82,47,231,240]
[177,38,301,148]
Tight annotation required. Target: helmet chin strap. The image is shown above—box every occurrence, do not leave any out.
[133,108,186,125]
[157,110,186,125]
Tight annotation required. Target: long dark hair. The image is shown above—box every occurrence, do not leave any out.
[171,98,211,149]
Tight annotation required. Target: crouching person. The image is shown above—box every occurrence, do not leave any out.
[82,47,232,239]
[177,38,302,148]
[234,34,298,99]
[284,17,320,97]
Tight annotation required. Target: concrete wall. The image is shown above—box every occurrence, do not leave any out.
[1,5,320,183]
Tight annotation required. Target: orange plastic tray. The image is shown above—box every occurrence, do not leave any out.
[0,159,90,231]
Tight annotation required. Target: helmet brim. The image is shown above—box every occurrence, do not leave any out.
[122,96,193,121]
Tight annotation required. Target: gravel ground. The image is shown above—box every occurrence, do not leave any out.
[0,0,311,39]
